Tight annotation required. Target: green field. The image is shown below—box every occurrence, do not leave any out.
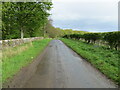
[2,39,51,83]
[61,38,119,84]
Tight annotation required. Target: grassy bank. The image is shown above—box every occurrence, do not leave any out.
[60,38,119,84]
[2,39,52,83]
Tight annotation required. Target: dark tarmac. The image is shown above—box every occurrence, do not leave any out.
[23,40,116,88]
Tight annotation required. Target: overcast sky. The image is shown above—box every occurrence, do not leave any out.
[50,0,119,32]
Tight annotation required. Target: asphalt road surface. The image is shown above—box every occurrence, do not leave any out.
[23,40,116,88]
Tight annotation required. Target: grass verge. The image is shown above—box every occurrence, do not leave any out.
[2,39,52,83]
[60,38,119,84]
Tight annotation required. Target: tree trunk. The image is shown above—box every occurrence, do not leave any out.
[115,44,118,50]
[21,27,24,39]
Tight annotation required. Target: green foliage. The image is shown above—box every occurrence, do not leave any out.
[63,31,120,50]
[2,39,52,83]
[61,38,119,84]
[44,20,68,38]
[103,31,120,50]
[2,2,52,40]
[83,33,101,43]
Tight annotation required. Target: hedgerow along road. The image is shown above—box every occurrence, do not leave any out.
[23,40,116,88]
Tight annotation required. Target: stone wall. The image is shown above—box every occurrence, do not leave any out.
[0,37,44,49]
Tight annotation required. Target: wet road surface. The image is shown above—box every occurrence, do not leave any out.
[23,40,116,88]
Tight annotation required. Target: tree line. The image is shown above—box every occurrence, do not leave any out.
[63,31,120,50]
[2,2,88,40]
[2,2,52,40]
[44,20,87,38]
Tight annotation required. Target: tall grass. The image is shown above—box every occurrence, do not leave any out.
[0,50,2,88]
[61,38,119,84]
[3,43,32,60]
[2,39,52,83]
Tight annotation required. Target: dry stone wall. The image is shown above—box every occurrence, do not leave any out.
[0,37,44,49]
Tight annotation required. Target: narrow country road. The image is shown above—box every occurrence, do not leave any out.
[23,40,116,88]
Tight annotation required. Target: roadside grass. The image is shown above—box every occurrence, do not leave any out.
[0,50,2,87]
[2,39,52,83]
[60,38,119,84]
